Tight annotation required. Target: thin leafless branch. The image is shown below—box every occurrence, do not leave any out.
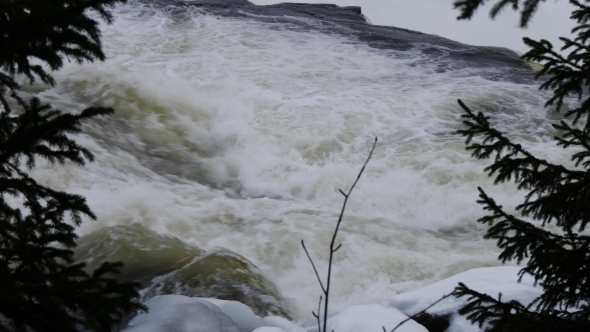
[389,293,453,332]
[302,137,378,332]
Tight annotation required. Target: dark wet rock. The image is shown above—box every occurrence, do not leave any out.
[184,0,251,5]
[144,0,536,84]
[142,247,294,319]
[342,6,361,15]
[413,312,452,332]
[76,224,293,319]
[75,224,204,284]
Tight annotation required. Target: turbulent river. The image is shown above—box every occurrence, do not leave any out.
[27,0,572,322]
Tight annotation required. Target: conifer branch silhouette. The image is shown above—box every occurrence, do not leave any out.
[452,1,590,330]
[0,1,146,331]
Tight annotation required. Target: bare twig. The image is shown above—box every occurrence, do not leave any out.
[302,137,378,332]
[302,240,326,293]
[389,293,453,332]
[312,296,322,331]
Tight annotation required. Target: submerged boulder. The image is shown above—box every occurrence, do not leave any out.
[143,247,293,319]
[75,223,204,284]
[76,224,293,319]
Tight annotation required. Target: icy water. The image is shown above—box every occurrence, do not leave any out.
[29,0,571,321]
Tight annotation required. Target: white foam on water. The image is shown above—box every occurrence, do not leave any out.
[28,1,576,320]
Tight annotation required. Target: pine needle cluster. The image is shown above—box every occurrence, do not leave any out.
[0,1,146,331]
[452,0,590,331]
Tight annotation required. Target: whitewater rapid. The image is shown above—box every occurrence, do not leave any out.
[29,0,571,320]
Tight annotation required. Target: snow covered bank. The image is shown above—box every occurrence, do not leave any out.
[123,267,542,332]
[123,295,264,332]
[301,305,427,332]
[122,295,424,332]
[387,266,543,332]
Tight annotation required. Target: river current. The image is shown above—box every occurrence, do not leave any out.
[28,0,571,321]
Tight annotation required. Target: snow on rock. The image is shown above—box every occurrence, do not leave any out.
[121,267,544,332]
[301,304,428,332]
[122,295,241,332]
[122,295,267,332]
[195,297,265,331]
[387,266,544,332]
[253,328,286,332]
[263,316,306,332]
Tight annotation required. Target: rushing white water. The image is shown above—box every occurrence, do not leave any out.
[29,0,573,321]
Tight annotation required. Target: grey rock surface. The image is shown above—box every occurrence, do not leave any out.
[145,0,535,83]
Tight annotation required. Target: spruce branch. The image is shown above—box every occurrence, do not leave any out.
[475,187,569,265]
[519,1,590,127]
[453,1,590,331]
[0,1,148,330]
[454,282,590,331]
[472,187,590,311]
[455,90,590,330]
[457,99,590,231]
[553,120,590,168]
[453,0,544,27]
[458,100,590,315]
[0,99,114,176]
[0,0,127,86]
[454,282,529,329]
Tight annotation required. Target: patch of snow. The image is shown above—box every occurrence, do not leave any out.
[196,297,265,331]
[122,295,241,332]
[301,304,428,332]
[263,316,306,332]
[122,267,545,332]
[253,328,287,332]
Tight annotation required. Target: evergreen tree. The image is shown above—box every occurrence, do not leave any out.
[0,0,146,331]
[452,0,590,331]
